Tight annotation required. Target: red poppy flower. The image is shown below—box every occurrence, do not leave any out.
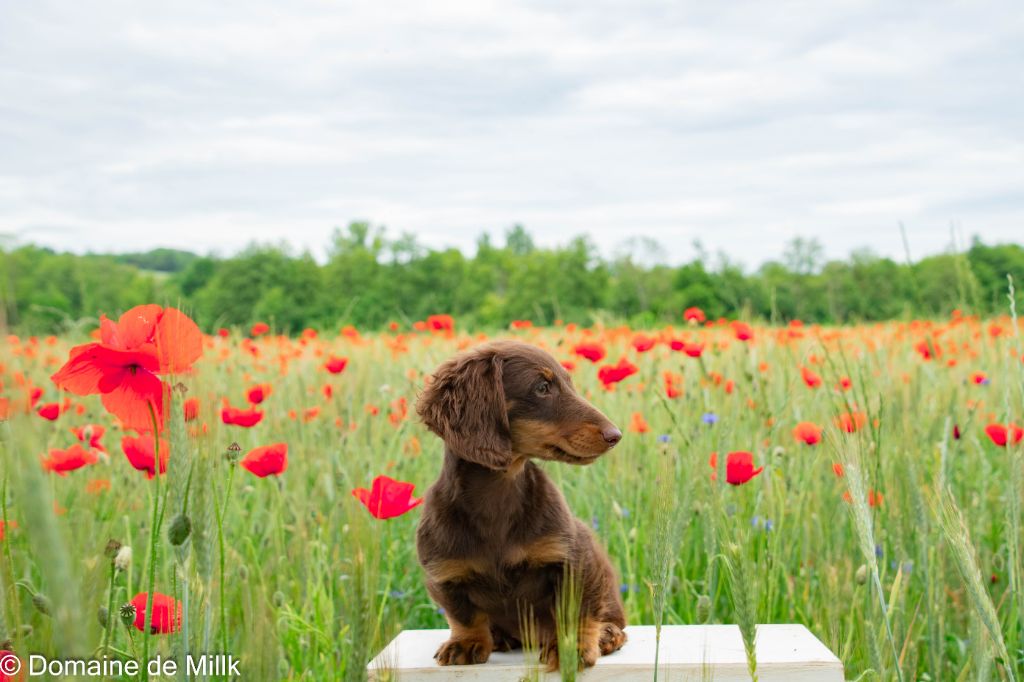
[250,322,270,336]
[598,357,639,388]
[0,520,16,542]
[221,404,263,427]
[914,339,938,360]
[835,411,867,433]
[663,372,683,399]
[731,321,754,342]
[725,451,763,485]
[683,307,706,323]
[629,412,649,433]
[0,649,23,681]
[352,475,423,519]
[682,342,704,358]
[511,320,533,329]
[41,444,99,476]
[246,383,272,405]
[427,314,455,332]
[130,592,182,634]
[71,424,106,450]
[573,342,606,363]
[837,376,852,391]
[50,305,202,431]
[800,366,822,388]
[217,327,230,338]
[324,356,348,374]
[793,421,822,445]
[832,462,845,477]
[121,434,169,479]
[183,397,199,422]
[985,423,1024,447]
[631,334,656,353]
[240,443,288,477]
[37,400,69,420]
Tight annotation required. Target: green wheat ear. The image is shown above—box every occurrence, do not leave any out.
[935,487,1017,682]
[555,565,583,681]
[723,541,758,682]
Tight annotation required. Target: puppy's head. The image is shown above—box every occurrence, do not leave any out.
[416,340,621,471]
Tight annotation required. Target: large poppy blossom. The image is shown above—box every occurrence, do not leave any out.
[41,444,99,476]
[121,434,169,478]
[130,592,182,634]
[352,475,422,519]
[240,443,288,477]
[50,305,203,431]
[725,451,763,485]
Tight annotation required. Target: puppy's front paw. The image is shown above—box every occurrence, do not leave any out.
[434,637,493,665]
[598,622,627,655]
[539,639,599,671]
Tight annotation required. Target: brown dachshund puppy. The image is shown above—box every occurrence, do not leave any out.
[415,340,627,670]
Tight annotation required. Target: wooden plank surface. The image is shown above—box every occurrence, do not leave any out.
[368,624,845,681]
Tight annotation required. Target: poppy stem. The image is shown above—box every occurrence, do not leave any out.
[101,559,116,660]
[215,462,237,657]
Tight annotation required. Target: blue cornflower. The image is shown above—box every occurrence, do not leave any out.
[702,412,718,425]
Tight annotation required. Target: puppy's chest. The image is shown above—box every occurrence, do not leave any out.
[428,534,571,589]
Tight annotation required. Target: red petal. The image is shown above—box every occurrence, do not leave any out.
[101,371,166,432]
[50,343,106,394]
[117,305,163,350]
[155,307,203,373]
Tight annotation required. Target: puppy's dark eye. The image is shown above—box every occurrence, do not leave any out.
[536,380,551,396]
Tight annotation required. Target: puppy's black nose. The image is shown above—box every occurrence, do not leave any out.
[603,426,622,446]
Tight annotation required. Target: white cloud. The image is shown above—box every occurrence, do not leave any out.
[0,0,1021,269]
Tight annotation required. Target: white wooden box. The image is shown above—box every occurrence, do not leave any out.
[368,624,844,681]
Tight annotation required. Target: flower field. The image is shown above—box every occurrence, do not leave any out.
[1,306,1023,681]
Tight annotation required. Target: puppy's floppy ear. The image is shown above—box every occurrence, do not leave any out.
[416,349,511,470]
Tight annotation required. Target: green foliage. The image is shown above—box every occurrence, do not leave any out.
[2,229,1023,334]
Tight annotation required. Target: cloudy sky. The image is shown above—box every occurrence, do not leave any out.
[1,0,1021,268]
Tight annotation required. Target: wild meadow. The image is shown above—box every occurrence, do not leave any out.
[1,304,1023,681]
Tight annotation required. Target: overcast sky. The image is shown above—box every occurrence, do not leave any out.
[1,0,1021,268]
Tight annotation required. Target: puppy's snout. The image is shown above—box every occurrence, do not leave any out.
[602,425,622,446]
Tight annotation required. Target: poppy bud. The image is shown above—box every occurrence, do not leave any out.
[120,603,137,627]
[32,593,52,616]
[272,591,286,608]
[98,606,109,628]
[237,564,249,582]
[104,538,122,559]
[168,514,192,546]
[855,564,868,585]
[114,546,133,572]
[696,595,712,623]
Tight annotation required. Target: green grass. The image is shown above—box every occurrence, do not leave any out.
[1,316,1022,680]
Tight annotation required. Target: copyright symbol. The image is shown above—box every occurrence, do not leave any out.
[0,653,21,676]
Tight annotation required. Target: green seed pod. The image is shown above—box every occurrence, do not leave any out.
[32,593,52,616]
[855,564,868,585]
[696,594,712,623]
[226,442,242,463]
[104,538,122,559]
[98,606,109,628]
[120,603,137,627]
[168,514,192,546]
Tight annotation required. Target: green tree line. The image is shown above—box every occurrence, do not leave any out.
[1,223,1022,334]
